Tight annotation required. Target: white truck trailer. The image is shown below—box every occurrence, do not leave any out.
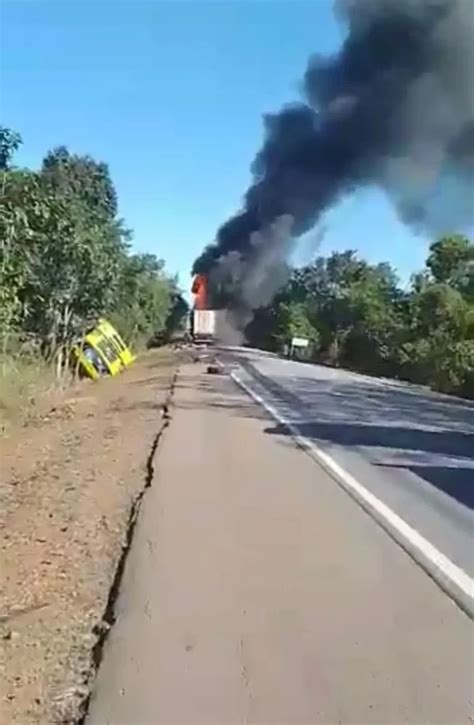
[192,309,219,344]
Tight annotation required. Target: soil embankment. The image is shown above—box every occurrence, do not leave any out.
[0,350,177,724]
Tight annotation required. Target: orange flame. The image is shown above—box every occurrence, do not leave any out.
[191,274,208,310]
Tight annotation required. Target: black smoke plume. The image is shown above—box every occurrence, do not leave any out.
[193,0,474,320]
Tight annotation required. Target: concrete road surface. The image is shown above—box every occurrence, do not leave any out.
[87,364,473,725]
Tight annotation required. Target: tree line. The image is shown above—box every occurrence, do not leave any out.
[246,236,474,398]
[0,127,187,374]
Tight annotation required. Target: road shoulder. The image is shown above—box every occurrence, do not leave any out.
[88,364,473,725]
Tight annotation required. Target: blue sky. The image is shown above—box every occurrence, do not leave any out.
[3,0,433,293]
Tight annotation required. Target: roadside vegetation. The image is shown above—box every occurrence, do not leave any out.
[0,126,187,418]
[0,127,188,721]
[246,235,474,398]
[2,123,472,405]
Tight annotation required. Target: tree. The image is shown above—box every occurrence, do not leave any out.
[1,130,178,379]
[0,167,47,360]
[110,253,175,345]
[244,237,473,397]
[274,301,320,351]
[411,283,470,338]
[278,252,401,371]
[41,146,118,219]
[0,127,22,170]
[426,235,474,285]
[9,149,129,370]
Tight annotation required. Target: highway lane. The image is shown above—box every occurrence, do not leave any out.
[88,364,473,724]
[224,348,474,580]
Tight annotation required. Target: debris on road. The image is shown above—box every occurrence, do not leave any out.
[206,362,223,374]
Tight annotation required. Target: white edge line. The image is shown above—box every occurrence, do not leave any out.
[230,369,474,619]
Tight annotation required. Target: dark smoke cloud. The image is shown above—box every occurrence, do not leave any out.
[193,0,474,315]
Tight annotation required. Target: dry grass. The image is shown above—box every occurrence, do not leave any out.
[0,357,58,432]
[0,346,178,433]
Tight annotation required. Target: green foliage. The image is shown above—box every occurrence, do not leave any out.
[411,283,470,338]
[0,127,22,170]
[109,254,175,346]
[0,168,42,352]
[41,146,118,219]
[0,128,183,380]
[248,237,474,398]
[426,234,474,284]
[275,301,320,348]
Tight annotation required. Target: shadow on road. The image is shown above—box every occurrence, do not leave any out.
[240,358,474,432]
[378,464,474,511]
[264,420,474,460]
[236,357,474,513]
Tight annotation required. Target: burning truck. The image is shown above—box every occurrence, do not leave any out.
[190,274,223,344]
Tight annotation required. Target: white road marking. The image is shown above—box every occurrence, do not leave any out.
[231,370,474,618]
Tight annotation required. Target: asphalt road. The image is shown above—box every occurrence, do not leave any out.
[87,363,473,724]
[224,348,474,581]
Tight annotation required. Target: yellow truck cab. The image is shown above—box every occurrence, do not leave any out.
[73,319,135,380]
[97,319,135,367]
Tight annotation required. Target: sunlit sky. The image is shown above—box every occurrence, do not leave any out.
[3,0,436,294]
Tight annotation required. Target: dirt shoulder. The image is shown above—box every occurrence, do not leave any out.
[0,349,177,724]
